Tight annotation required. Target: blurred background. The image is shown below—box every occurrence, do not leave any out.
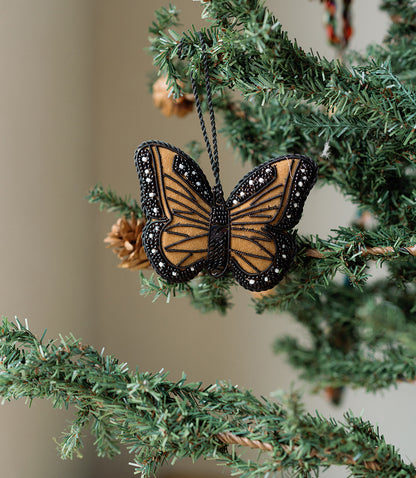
[0,1,414,477]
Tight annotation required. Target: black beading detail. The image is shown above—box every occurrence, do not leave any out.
[207,195,230,278]
[277,155,318,230]
[134,147,163,219]
[227,162,277,207]
[172,154,212,203]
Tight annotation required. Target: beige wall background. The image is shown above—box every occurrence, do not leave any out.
[1,1,414,478]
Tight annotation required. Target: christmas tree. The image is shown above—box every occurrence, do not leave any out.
[1,1,416,477]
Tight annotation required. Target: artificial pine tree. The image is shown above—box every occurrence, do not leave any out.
[1,1,416,476]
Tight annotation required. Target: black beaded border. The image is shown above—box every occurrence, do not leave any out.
[276,155,318,231]
[227,162,277,208]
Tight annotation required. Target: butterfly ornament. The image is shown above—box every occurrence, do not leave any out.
[134,33,318,292]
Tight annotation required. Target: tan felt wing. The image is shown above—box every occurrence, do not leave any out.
[225,154,317,291]
[134,141,213,283]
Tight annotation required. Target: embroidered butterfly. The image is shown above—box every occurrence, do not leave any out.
[134,140,318,291]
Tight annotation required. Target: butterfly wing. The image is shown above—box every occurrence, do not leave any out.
[134,141,213,282]
[226,154,318,291]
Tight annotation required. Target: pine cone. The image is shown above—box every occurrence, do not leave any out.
[152,75,194,118]
[104,216,150,270]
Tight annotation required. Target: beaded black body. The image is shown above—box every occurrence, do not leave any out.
[134,141,318,291]
[207,188,229,277]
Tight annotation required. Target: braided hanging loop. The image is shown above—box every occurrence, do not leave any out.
[189,31,223,198]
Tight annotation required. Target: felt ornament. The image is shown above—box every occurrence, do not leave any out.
[134,32,318,291]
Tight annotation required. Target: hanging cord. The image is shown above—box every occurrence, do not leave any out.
[178,32,224,201]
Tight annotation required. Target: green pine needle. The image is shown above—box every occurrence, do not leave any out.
[87,184,142,217]
[1,317,415,477]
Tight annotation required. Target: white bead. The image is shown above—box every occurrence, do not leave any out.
[264,277,269,282]
[295,192,300,197]
[240,191,245,197]
[196,182,201,186]
[282,254,287,259]
[151,248,156,254]
[145,169,150,174]
[179,164,184,169]
[159,262,165,267]
[274,268,280,273]
[149,234,154,239]
[249,279,255,285]
[294,203,298,208]
[298,181,303,187]
[172,271,177,276]
[146,178,151,183]
[190,266,195,271]
[233,199,238,205]
[249,180,254,186]
[149,192,155,198]
[259,178,264,183]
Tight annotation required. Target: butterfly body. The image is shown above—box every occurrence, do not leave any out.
[206,191,230,277]
[134,141,317,291]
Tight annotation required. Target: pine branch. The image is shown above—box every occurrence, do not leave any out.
[217,84,416,228]
[349,2,416,84]
[1,318,415,477]
[139,272,193,302]
[217,87,416,229]
[381,0,416,27]
[139,272,234,314]
[261,277,416,391]
[189,273,235,315]
[148,4,180,36]
[306,244,416,258]
[276,338,416,391]
[148,1,416,233]
[218,95,325,166]
[87,185,143,217]
[90,194,416,309]
[151,1,416,153]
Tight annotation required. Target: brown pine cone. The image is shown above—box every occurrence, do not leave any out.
[104,215,150,270]
[152,75,194,118]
